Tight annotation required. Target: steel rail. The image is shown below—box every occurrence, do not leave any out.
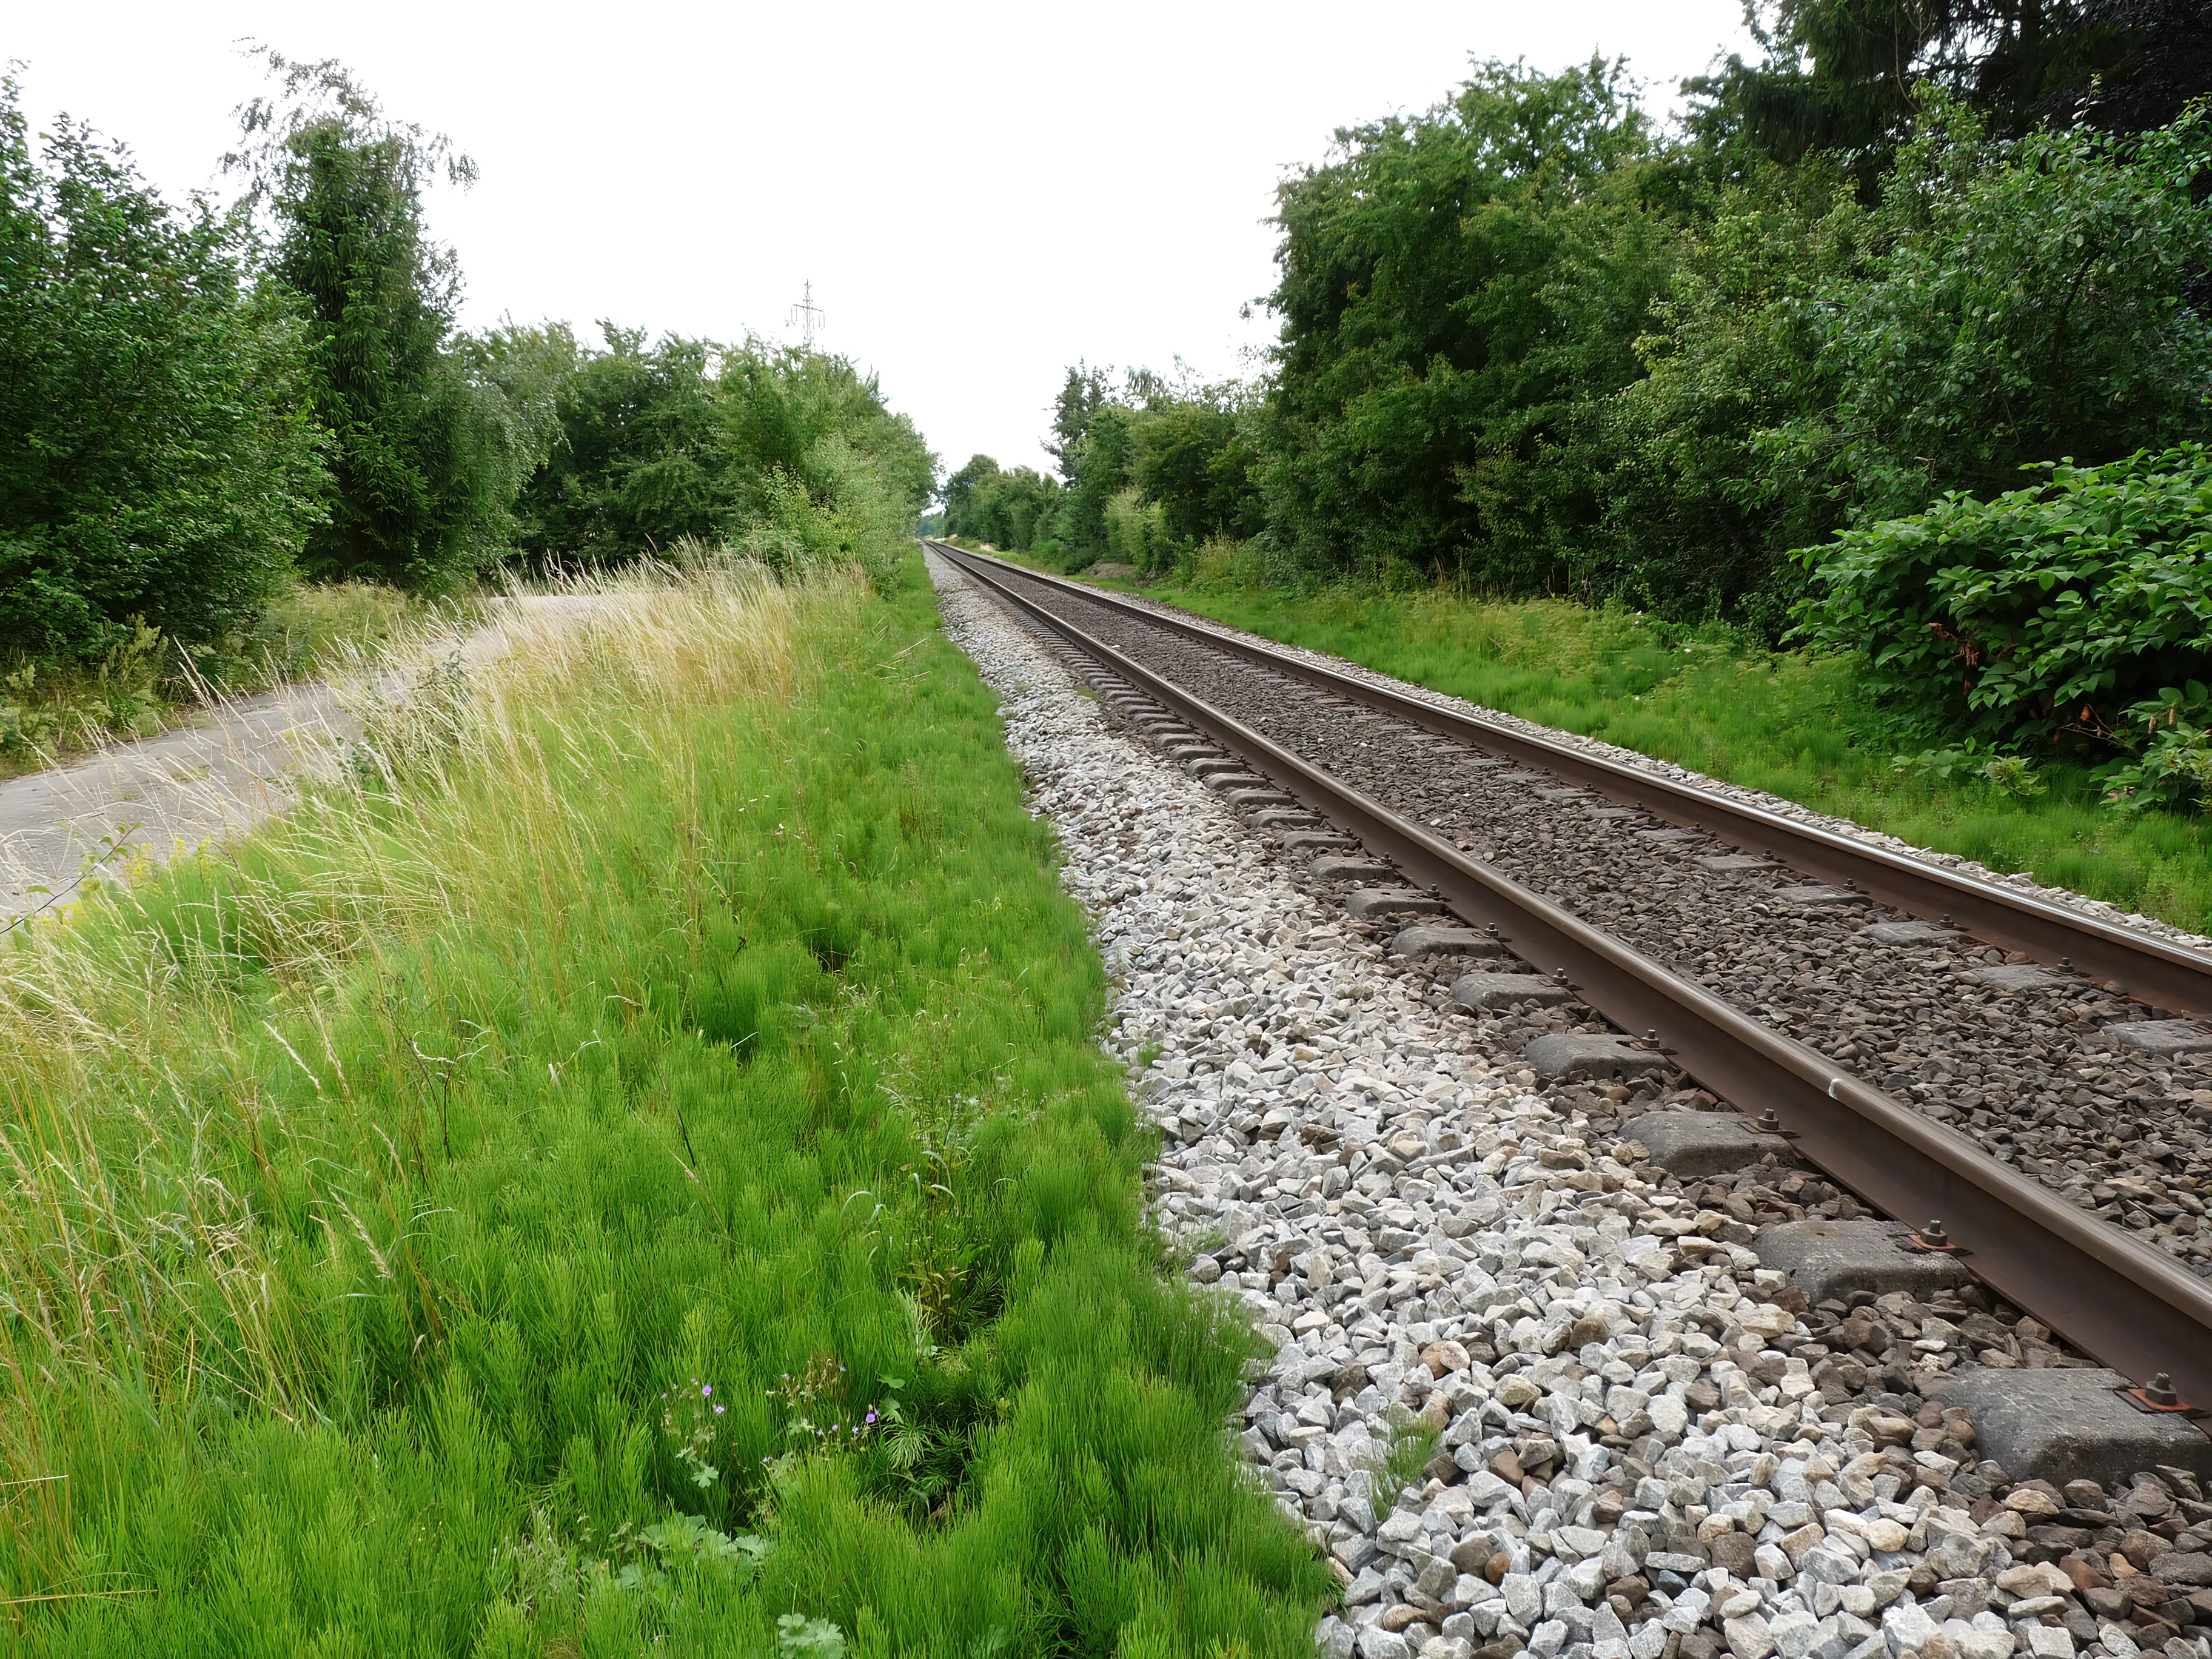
[936,540,2212,1409]
[931,542,2212,1024]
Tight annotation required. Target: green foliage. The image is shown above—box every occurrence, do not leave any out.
[1262,58,1673,585]
[1981,754,2048,799]
[1046,361,1114,481]
[1238,61,2212,635]
[1580,93,2212,630]
[1684,0,2202,169]
[1760,97,2212,531]
[1794,444,2212,750]
[779,1612,849,1655]
[941,455,995,523]
[1891,745,2048,797]
[1057,403,1133,560]
[947,369,1262,571]
[0,627,167,764]
[0,77,329,664]
[2100,687,2212,812]
[519,328,934,592]
[942,456,1063,557]
[518,327,722,555]
[1130,392,1264,549]
[0,561,1327,1652]
[229,50,535,591]
[1104,487,1168,571]
[454,318,577,525]
[1580,161,1845,628]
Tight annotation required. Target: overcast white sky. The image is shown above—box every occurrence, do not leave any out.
[12,1,1754,490]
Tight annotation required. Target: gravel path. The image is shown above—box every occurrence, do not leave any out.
[0,685,355,928]
[964,568,2212,1284]
[0,594,634,930]
[927,553,2212,1659]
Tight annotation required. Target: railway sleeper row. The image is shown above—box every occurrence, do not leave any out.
[936,548,2212,1402]
[931,551,2212,1659]
[950,549,2212,1493]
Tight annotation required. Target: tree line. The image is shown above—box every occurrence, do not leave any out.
[1,53,935,674]
[943,0,2212,799]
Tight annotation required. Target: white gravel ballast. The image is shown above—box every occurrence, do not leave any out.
[925,555,2210,1659]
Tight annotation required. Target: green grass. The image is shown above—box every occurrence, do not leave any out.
[945,538,2212,934]
[0,555,1327,1655]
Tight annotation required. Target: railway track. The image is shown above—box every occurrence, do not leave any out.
[928,540,2212,1429]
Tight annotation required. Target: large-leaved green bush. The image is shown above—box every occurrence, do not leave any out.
[1794,443,2212,802]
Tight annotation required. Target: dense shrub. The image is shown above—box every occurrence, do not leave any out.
[517,330,933,591]
[942,457,1063,555]
[1261,59,1668,585]
[1758,98,2212,532]
[1130,397,1264,546]
[1575,97,2212,631]
[1792,444,2212,749]
[0,80,329,663]
[1576,168,1840,628]
[943,371,1261,569]
[1102,486,1168,571]
[1245,75,2212,622]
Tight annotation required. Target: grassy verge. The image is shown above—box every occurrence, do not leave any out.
[0,555,1326,1654]
[1,581,446,781]
[941,540,2212,933]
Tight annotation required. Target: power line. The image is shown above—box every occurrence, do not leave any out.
[786,279,826,350]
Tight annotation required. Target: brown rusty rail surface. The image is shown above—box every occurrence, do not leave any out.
[934,542,2212,1024]
[931,539,2212,1412]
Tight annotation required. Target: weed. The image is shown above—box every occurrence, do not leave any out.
[1373,1409,1443,1524]
[663,1378,730,1490]
[1979,755,2046,799]
[0,552,1327,1654]
[778,1613,847,1655]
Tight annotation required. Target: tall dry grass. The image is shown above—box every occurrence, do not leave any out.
[0,559,844,1437]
